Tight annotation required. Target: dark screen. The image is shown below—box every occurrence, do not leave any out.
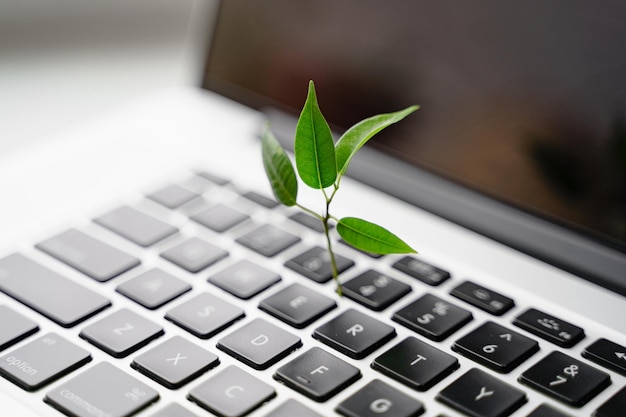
[203,0,626,252]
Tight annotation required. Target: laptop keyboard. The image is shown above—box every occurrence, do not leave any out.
[1,170,625,417]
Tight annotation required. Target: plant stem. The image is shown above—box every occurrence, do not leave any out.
[322,214,342,296]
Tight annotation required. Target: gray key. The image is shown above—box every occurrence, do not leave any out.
[165,293,244,339]
[36,229,140,282]
[189,365,276,417]
[150,403,199,417]
[0,332,91,391]
[209,260,281,299]
[0,305,38,351]
[161,237,228,273]
[147,184,199,209]
[262,399,323,417]
[132,335,219,389]
[236,224,300,257]
[0,254,111,327]
[191,204,250,233]
[45,362,159,417]
[95,205,178,247]
[80,308,164,358]
[116,268,191,310]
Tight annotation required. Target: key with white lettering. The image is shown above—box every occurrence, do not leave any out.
[209,260,281,299]
[0,333,91,391]
[259,283,336,328]
[336,379,425,417]
[116,268,191,310]
[189,365,276,417]
[45,362,159,417]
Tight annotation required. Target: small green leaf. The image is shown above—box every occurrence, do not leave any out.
[337,217,416,255]
[261,127,298,206]
[295,80,337,189]
[335,105,419,176]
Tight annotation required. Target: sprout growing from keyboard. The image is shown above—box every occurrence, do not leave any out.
[261,80,419,295]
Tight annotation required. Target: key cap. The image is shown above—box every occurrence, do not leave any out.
[0,254,111,327]
[150,403,199,417]
[131,336,219,389]
[514,308,585,348]
[527,404,573,417]
[80,308,164,358]
[519,351,611,407]
[197,171,230,186]
[241,191,279,208]
[116,268,191,310]
[262,399,323,417]
[582,338,626,376]
[285,246,354,283]
[147,184,199,209]
[94,205,178,247]
[165,292,245,339]
[594,386,626,417]
[336,379,425,417]
[36,229,140,282]
[209,260,281,299]
[191,204,249,232]
[45,362,159,417]
[313,308,396,359]
[437,368,527,417]
[392,256,450,286]
[217,318,301,370]
[273,346,361,402]
[393,294,472,341]
[0,305,38,351]
[450,281,514,316]
[289,212,325,233]
[452,321,539,373]
[236,224,300,257]
[161,237,228,273]
[188,365,276,417]
[372,336,459,391]
[0,332,91,391]
[341,269,411,311]
[259,283,336,328]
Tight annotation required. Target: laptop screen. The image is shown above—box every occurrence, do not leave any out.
[203,0,626,255]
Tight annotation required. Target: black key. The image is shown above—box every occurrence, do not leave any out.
[0,305,38,351]
[263,399,323,417]
[527,404,573,417]
[341,269,411,311]
[273,346,361,402]
[0,254,111,327]
[165,292,244,339]
[147,184,199,209]
[437,368,527,417]
[450,281,514,316]
[236,224,300,257]
[289,212,325,233]
[583,338,626,376]
[313,308,396,359]
[392,256,450,286]
[393,294,472,341]
[45,362,159,417]
[116,268,191,310]
[209,260,280,299]
[259,283,336,328]
[514,308,585,348]
[188,365,276,417]
[242,191,279,208]
[131,335,219,389]
[372,336,459,391]
[519,351,611,407]
[94,205,178,247]
[0,332,91,391]
[595,386,626,417]
[197,170,230,186]
[217,318,301,370]
[36,229,140,282]
[452,321,539,373]
[161,237,228,273]
[150,403,199,417]
[337,379,425,417]
[80,308,164,358]
[285,246,354,283]
[339,239,383,259]
[191,204,249,232]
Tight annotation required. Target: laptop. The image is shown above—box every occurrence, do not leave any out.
[1,1,625,416]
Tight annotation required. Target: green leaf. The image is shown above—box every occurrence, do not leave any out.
[295,80,337,189]
[337,217,416,255]
[261,127,298,206]
[335,105,419,176]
